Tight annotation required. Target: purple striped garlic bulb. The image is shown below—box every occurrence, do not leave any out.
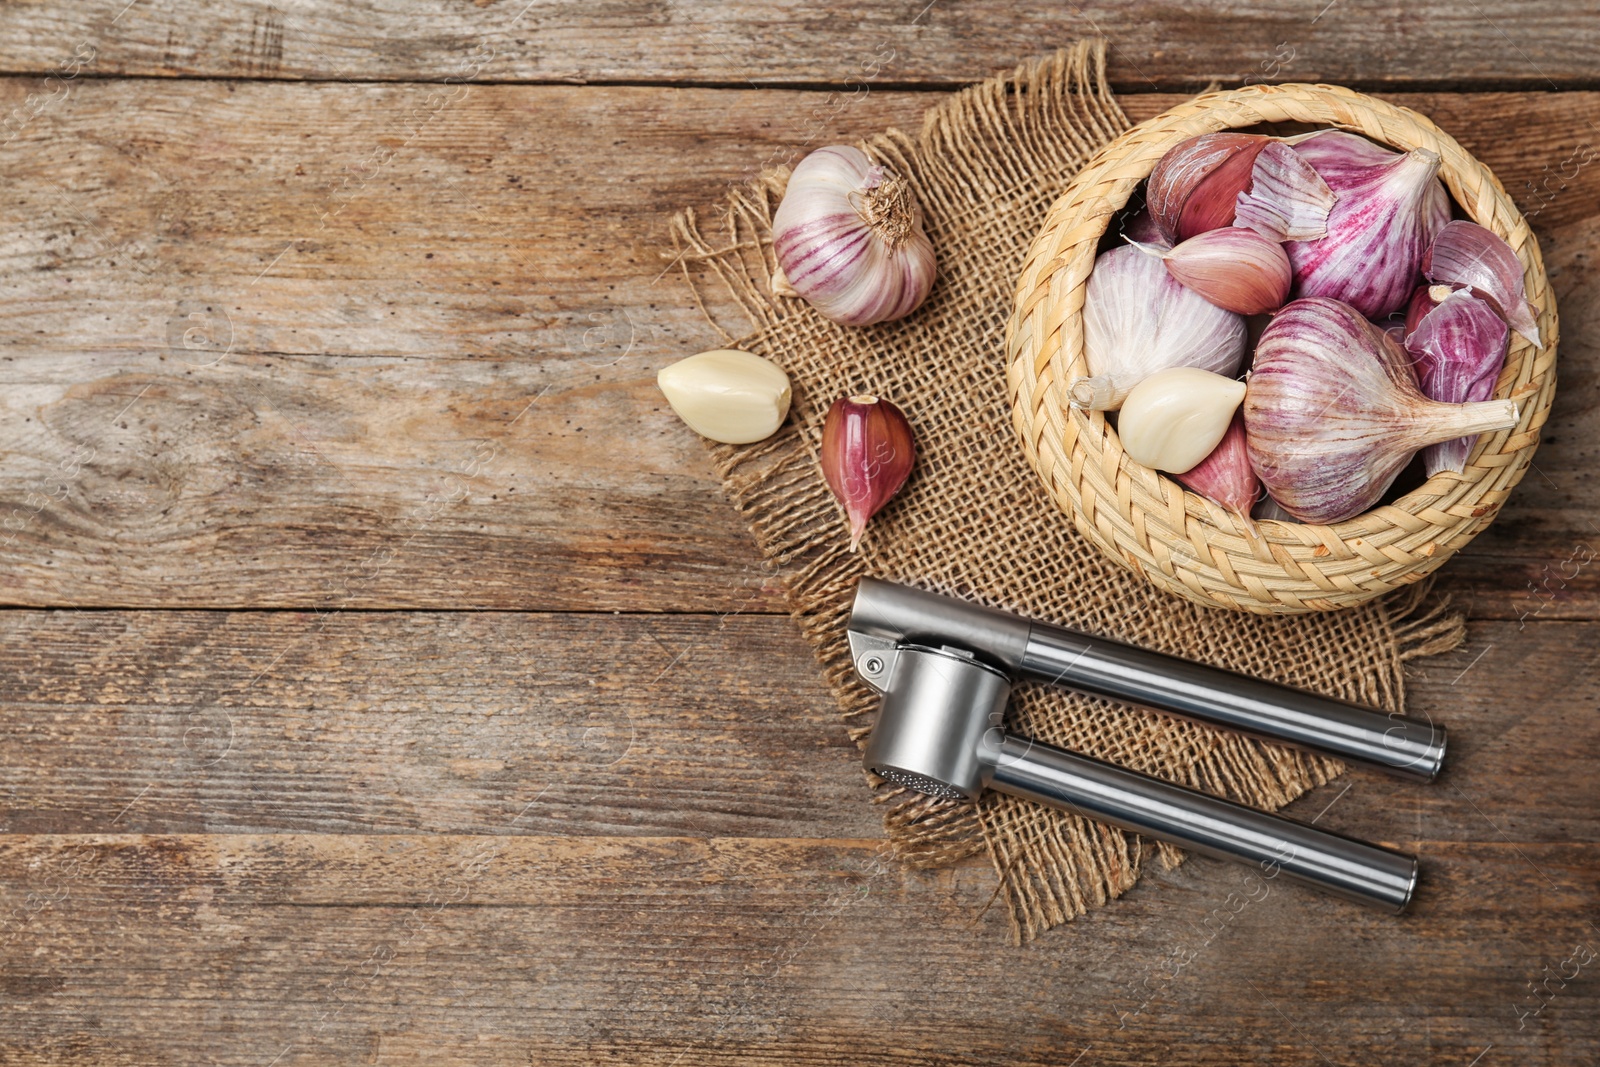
[1244,297,1519,524]
[770,146,937,327]
[1285,131,1450,319]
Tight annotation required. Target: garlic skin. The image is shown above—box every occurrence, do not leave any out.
[1423,220,1541,347]
[771,146,937,327]
[1231,141,1336,242]
[1145,133,1333,243]
[1075,245,1248,410]
[657,349,792,445]
[1286,131,1450,319]
[1116,367,1246,475]
[1404,283,1457,338]
[1132,228,1291,315]
[1244,298,1519,524]
[1176,411,1261,522]
[1405,289,1510,476]
[820,394,916,551]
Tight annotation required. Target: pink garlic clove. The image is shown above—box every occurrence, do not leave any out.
[1176,411,1261,527]
[1285,131,1450,319]
[1244,297,1519,524]
[1423,220,1542,347]
[820,394,916,551]
[1177,141,1269,241]
[1146,133,1269,243]
[1405,289,1511,476]
[1131,228,1291,316]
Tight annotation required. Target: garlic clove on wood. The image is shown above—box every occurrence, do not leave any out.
[657,349,793,444]
[1116,367,1247,475]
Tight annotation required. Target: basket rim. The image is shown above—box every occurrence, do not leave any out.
[1003,82,1558,614]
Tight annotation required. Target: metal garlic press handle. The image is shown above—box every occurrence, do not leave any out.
[848,577,1446,780]
[861,642,1418,912]
[986,735,1417,912]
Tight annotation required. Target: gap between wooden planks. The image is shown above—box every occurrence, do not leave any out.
[0,1,1596,91]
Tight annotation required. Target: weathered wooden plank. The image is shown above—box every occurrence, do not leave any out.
[0,611,1594,842]
[0,609,883,839]
[0,82,1596,612]
[0,835,1592,1065]
[0,1,1596,91]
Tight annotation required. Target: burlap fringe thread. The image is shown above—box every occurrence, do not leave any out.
[667,42,1465,943]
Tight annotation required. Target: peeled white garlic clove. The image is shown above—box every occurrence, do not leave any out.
[1116,367,1247,475]
[657,349,793,444]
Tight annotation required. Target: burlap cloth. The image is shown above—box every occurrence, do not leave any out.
[668,41,1463,942]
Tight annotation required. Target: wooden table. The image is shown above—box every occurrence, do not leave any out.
[1,3,1596,1063]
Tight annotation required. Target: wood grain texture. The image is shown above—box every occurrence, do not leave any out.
[0,80,1597,612]
[0,610,1594,840]
[0,609,879,839]
[0,1,1597,91]
[0,617,1593,1064]
[0,836,1593,1066]
[1,20,1598,1062]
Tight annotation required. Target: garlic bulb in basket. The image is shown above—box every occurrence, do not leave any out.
[771,146,937,327]
[1244,297,1519,524]
[1074,244,1248,411]
[1284,131,1450,319]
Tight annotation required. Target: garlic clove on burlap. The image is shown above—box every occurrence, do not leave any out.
[820,394,916,551]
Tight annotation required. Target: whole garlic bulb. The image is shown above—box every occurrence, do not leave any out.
[1075,244,1248,410]
[1285,131,1450,319]
[771,146,937,327]
[1245,297,1519,524]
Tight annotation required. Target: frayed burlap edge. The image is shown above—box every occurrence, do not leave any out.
[666,43,1465,942]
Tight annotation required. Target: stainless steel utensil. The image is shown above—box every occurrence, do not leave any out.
[847,578,1433,911]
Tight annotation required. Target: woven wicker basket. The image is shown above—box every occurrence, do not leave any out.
[1005,83,1558,614]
